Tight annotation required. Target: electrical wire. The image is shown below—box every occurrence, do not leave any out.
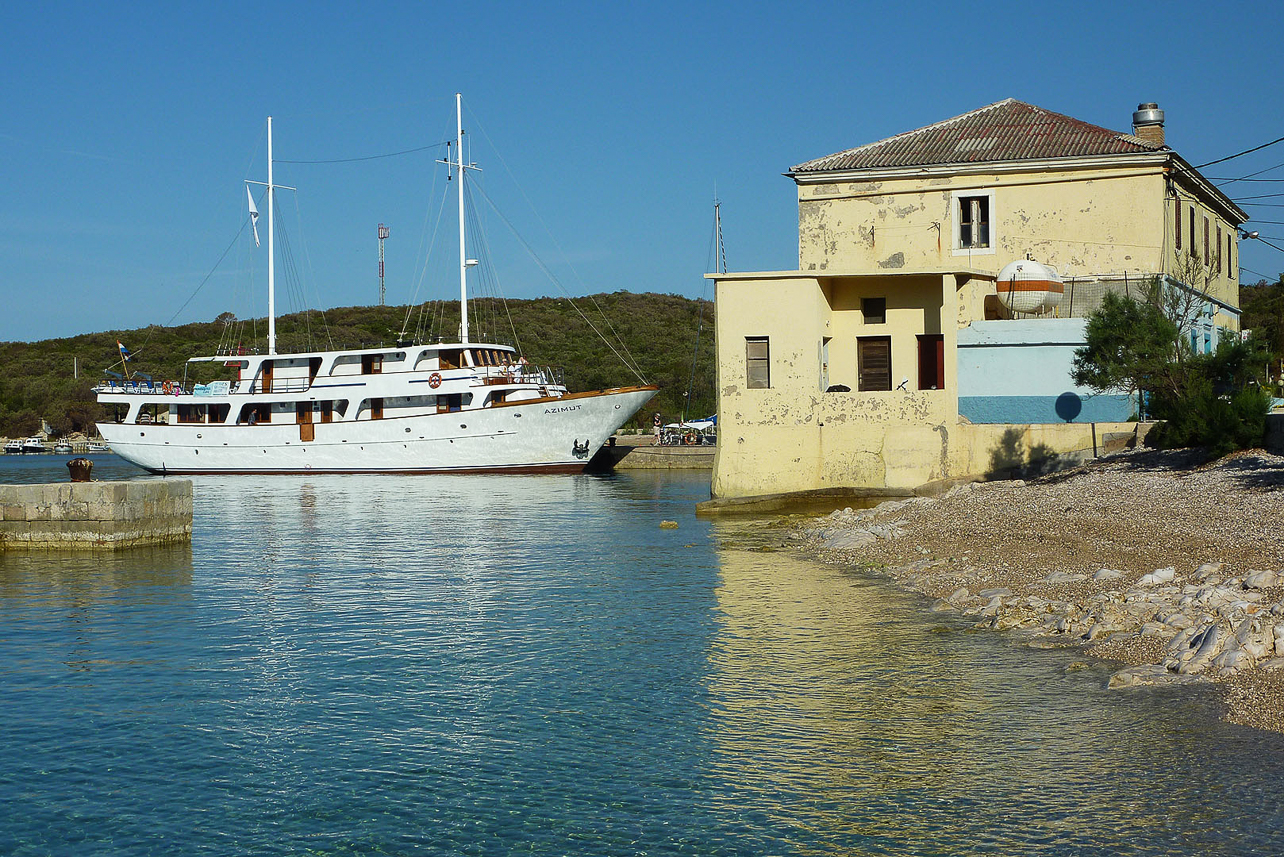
[1195,135,1284,169]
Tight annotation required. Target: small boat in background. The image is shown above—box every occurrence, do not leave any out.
[53,440,73,455]
[88,441,109,454]
[3,439,21,455]
[21,437,46,454]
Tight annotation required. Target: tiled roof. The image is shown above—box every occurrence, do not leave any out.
[791,99,1165,174]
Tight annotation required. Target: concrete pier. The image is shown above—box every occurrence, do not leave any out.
[0,480,193,550]
[591,436,715,471]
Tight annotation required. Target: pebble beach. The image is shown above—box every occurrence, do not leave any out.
[796,448,1284,732]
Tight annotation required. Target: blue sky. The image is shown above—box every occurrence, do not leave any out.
[3,0,1283,343]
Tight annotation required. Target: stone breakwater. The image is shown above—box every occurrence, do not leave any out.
[794,449,1284,733]
[0,479,193,549]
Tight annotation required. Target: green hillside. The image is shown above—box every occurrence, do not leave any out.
[0,292,715,438]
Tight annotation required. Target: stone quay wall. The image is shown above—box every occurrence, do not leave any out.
[0,480,193,550]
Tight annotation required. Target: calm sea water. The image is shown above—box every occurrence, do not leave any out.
[2,455,1283,855]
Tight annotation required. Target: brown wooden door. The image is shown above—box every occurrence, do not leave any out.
[857,337,892,392]
[261,361,274,394]
[297,403,314,442]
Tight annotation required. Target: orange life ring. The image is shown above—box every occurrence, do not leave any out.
[428,372,442,389]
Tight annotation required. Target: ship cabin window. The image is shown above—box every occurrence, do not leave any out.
[137,403,167,425]
[746,337,770,389]
[362,354,383,375]
[321,401,334,423]
[309,357,323,382]
[438,349,462,370]
[862,297,886,325]
[178,403,231,424]
[178,404,206,424]
[487,390,508,407]
[366,397,384,420]
[239,403,270,425]
[857,336,892,392]
[437,393,471,414]
[241,406,270,426]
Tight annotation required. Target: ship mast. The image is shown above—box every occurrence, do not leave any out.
[267,117,276,354]
[248,117,294,356]
[445,93,479,344]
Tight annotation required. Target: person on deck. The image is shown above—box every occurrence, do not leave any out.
[653,412,662,445]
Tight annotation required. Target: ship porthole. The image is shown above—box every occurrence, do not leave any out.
[405,428,411,433]
[196,433,202,439]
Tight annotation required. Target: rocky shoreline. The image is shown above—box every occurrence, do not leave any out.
[794,448,1284,733]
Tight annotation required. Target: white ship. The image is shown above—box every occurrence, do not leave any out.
[95,96,656,474]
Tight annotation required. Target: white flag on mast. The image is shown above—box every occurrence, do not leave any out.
[246,186,260,247]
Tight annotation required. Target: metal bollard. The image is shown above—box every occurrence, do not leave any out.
[67,458,94,482]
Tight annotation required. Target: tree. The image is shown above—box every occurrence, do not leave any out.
[1072,278,1270,457]
[1240,275,1284,390]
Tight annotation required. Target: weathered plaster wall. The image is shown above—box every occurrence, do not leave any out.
[797,166,1242,331]
[798,168,1168,277]
[713,273,964,498]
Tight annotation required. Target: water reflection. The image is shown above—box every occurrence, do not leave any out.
[705,520,1284,853]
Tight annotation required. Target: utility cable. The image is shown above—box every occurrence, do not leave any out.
[1195,135,1284,169]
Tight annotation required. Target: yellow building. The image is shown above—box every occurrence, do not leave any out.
[711,100,1248,501]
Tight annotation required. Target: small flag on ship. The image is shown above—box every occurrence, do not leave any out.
[117,340,131,360]
[247,186,260,247]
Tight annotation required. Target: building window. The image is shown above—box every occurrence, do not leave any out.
[1175,199,1182,251]
[1216,225,1222,274]
[1204,217,1210,263]
[862,297,886,324]
[746,337,770,389]
[1189,208,1196,257]
[958,195,990,249]
[1229,233,1235,280]
[857,336,892,392]
[917,334,945,390]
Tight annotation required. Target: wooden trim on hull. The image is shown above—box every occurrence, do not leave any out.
[489,384,659,409]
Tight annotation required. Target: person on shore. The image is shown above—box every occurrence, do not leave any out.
[653,412,662,445]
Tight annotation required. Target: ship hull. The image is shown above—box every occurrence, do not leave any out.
[97,386,656,475]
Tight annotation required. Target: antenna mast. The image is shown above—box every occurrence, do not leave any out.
[715,200,726,274]
[378,223,389,306]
